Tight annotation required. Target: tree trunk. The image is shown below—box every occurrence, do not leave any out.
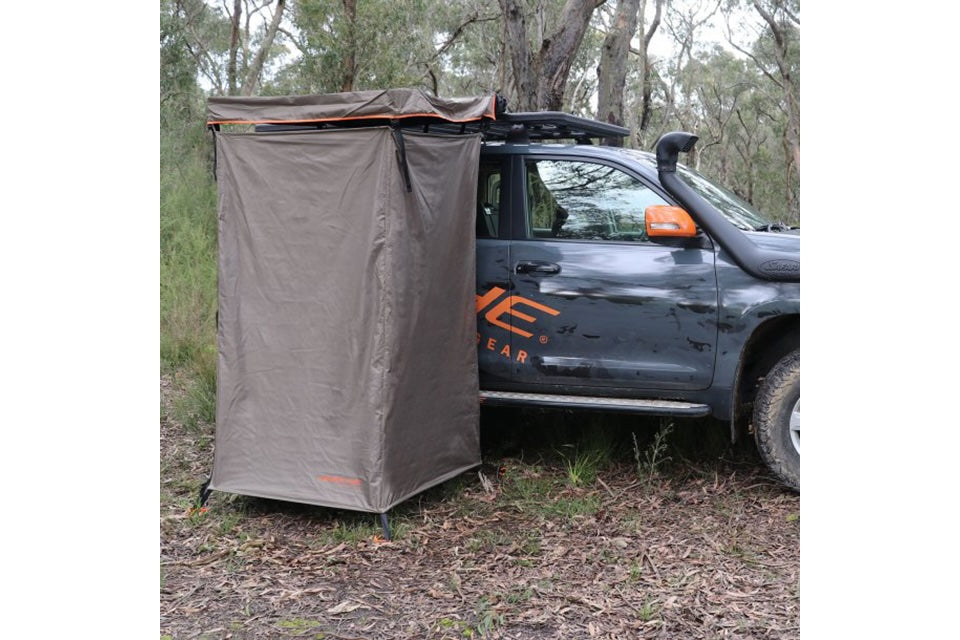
[498,0,533,108]
[536,0,606,110]
[637,0,662,137]
[597,0,640,146]
[751,0,799,175]
[240,0,286,95]
[340,0,357,92]
[499,0,606,111]
[227,0,242,94]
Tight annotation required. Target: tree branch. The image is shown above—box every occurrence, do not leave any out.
[241,0,286,95]
[431,12,502,62]
[277,26,307,56]
[751,0,783,50]
[643,0,663,50]
[722,14,783,90]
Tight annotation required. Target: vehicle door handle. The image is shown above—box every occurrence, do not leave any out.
[515,261,561,275]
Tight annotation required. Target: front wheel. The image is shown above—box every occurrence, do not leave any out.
[753,350,800,490]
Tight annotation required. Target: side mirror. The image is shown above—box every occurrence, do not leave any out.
[645,205,697,238]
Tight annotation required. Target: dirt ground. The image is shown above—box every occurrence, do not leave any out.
[160,380,799,639]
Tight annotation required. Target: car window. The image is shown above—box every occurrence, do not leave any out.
[476,161,502,239]
[524,159,667,242]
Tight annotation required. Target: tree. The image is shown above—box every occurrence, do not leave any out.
[161,0,204,127]
[499,0,607,111]
[660,0,721,165]
[171,0,288,96]
[239,0,287,94]
[160,0,799,220]
[724,0,799,216]
[278,0,437,94]
[596,0,640,146]
[410,1,504,97]
[636,0,663,138]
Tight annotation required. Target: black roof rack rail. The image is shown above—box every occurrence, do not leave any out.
[485,112,629,142]
[254,110,628,143]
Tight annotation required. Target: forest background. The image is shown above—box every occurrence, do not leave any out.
[160,0,800,410]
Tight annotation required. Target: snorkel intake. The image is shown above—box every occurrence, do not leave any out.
[655,132,799,282]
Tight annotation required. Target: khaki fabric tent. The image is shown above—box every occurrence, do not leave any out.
[207,89,489,513]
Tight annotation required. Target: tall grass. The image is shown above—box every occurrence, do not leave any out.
[161,121,218,424]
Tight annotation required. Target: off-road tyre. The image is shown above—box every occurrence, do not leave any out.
[753,350,799,491]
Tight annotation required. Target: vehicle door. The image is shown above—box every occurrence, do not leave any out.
[505,155,719,392]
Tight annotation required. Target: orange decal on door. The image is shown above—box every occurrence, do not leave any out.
[476,287,560,339]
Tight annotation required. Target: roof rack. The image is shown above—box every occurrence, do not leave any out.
[424,111,629,143]
[254,110,629,144]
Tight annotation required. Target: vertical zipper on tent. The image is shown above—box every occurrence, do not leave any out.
[390,124,413,193]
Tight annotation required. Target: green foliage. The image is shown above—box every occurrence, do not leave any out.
[160,118,217,376]
[275,0,434,95]
[160,0,206,127]
[160,19,219,420]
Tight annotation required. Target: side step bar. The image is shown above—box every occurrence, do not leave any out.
[479,390,710,417]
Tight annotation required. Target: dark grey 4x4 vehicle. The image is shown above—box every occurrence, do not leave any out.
[472,114,799,490]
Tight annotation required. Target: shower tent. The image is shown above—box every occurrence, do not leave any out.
[204,89,495,517]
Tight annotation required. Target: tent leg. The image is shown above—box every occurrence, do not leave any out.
[379,512,391,541]
[196,477,212,508]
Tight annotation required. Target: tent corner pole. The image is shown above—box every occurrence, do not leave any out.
[379,512,391,541]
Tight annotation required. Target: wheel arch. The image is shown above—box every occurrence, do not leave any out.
[729,314,800,442]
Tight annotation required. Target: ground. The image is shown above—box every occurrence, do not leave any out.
[160,377,799,639]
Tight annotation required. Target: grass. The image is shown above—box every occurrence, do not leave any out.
[638,601,659,622]
[559,445,604,487]
[160,120,218,424]
[276,618,322,636]
[171,356,217,432]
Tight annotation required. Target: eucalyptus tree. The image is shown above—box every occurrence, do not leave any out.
[723,0,799,216]
[596,0,640,145]
[498,0,608,111]
[161,0,205,128]
[274,0,440,94]
[165,0,289,96]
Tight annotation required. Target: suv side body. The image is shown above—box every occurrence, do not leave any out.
[475,142,800,429]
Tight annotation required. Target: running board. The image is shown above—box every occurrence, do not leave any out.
[479,390,710,416]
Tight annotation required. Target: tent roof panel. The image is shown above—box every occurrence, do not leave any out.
[207,88,497,125]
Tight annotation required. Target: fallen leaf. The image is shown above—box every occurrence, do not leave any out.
[327,600,366,615]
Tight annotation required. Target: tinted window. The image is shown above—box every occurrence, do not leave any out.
[524,159,667,242]
[476,161,502,239]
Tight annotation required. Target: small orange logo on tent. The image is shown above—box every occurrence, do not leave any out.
[316,474,362,486]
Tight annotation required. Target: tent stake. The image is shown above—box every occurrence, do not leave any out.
[379,513,391,541]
